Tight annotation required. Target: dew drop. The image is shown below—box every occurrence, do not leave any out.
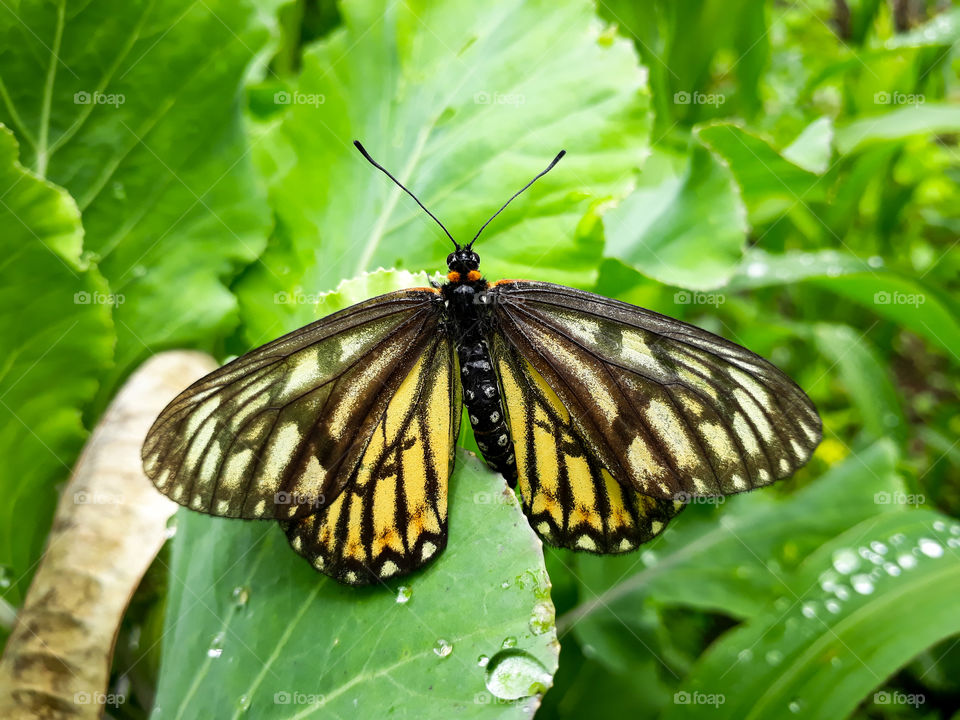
[641,550,658,566]
[831,548,859,574]
[500,581,511,590]
[747,261,768,278]
[801,602,817,619]
[0,565,11,589]
[207,632,225,658]
[788,699,804,714]
[738,648,753,662]
[484,650,552,700]
[870,540,888,555]
[477,655,489,667]
[933,520,946,532]
[948,538,960,549]
[766,650,783,666]
[501,636,518,649]
[950,525,960,536]
[396,586,412,604]
[918,538,943,558]
[867,255,883,268]
[897,553,917,570]
[833,585,850,601]
[883,562,901,577]
[529,601,554,636]
[825,599,841,614]
[851,574,874,595]
[433,639,453,658]
[231,586,250,608]
[830,656,843,668]
[237,694,251,712]
[889,532,906,546]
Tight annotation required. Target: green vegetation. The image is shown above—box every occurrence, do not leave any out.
[1,0,958,718]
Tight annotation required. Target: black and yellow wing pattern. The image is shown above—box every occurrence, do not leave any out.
[493,333,684,553]
[142,288,460,584]
[487,280,821,545]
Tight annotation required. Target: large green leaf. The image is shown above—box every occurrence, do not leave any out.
[663,510,960,720]
[0,126,113,604]
[0,0,275,385]
[603,139,748,290]
[153,451,558,719]
[236,0,651,341]
[696,122,826,225]
[727,249,960,360]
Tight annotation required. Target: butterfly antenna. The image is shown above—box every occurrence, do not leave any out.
[467,150,566,249]
[353,140,459,250]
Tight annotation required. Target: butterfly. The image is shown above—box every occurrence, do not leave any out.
[142,141,822,586]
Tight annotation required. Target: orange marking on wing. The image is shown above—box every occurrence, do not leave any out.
[446,271,460,282]
[467,270,482,282]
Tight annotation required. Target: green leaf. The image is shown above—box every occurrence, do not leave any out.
[782,117,833,175]
[811,324,906,443]
[152,451,558,719]
[603,140,748,290]
[562,440,902,644]
[0,0,275,384]
[236,0,651,341]
[695,122,825,225]
[727,250,960,361]
[835,104,960,155]
[0,125,113,604]
[663,510,960,720]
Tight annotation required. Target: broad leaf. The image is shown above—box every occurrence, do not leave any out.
[0,0,275,386]
[0,126,113,604]
[604,140,748,290]
[236,0,652,341]
[153,451,558,719]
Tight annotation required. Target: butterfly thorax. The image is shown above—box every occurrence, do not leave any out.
[441,265,519,486]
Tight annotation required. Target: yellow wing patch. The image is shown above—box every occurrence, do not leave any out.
[284,336,460,585]
[495,339,682,553]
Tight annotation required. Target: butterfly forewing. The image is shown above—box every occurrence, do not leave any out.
[142,289,446,522]
[493,334,683,552]
[284,331,461,584]
[489,281,821,503]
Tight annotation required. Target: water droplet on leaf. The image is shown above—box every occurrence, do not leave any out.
[484,649,552,700]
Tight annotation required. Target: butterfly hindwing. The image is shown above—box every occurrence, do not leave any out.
[141,289,447,522]
[489,280,821,502]
[492,334,683,552]
[284,330,461,584]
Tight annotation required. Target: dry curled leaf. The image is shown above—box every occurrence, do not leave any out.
[0,351,216,719]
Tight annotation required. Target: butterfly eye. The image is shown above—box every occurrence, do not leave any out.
[467,252,480,269]
[446,252,456,267]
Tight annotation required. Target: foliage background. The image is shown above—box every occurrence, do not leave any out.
[1,0,959,718]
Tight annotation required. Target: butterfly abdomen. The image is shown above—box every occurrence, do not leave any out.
[444,278,518,486]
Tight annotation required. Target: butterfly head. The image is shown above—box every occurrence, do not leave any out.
[446,248,481,274]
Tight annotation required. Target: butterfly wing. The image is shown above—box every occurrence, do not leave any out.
[489,280,821,505]
[492,333,683,552]
[284,333,461,584]
[141,288,451,523]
